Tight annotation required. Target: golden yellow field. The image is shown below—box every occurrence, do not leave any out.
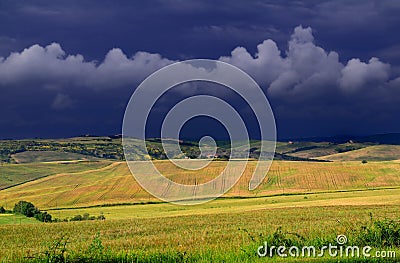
[1,160,400,210]
[318,145,400,161]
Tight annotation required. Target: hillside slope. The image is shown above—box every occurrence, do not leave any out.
[1,160,400,209]
[0,161,110,190]
[318,145,400,161]
[12,151,100,163]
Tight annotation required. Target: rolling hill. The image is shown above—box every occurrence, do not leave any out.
[1,160,400,209]
[318,145,400,161]
[1,135,400,210]
[0,161,111,190]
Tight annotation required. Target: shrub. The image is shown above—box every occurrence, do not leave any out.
[353,214,400,247]
[34,211,52,222]
[86,232,106,260]
[70,214,83,221]
[97,213,106,220]
[69,213,105,222]
[41,234,69,262]
[82,213,96,220]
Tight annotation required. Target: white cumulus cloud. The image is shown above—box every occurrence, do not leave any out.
[219,25,395,99]
[0,43,174,90]
[0,25,398,111]
[339,57,390,92]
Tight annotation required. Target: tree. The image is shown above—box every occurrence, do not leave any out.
[83,213,90,220]
[13,201,37,217]
[13,201,53,222]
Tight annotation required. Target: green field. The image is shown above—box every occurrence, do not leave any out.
[0,137,399,262]
[0,213,40,225]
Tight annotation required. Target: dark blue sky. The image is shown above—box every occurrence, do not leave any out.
[1,0,400,139]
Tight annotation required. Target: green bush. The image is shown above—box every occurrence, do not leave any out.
[13,200,53,222]
[69,213,105,222]
[97,213,106,220]
[70,214,83,221]
[86,232,106,260]
[34,211,52,222]
[41,234,68,263]
[353,214,400,247]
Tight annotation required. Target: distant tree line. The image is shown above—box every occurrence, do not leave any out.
[11,200,105,223]
[68,213,105,222]
[0,139,125,163]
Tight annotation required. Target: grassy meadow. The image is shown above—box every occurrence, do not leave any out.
[0,204,399,262]
[0,138,399,262]
[0,213,40,225]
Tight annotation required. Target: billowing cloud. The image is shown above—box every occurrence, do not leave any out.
[0,25,399,138]
[339,57,390,92]
[0,26,396,99]
[218,25,400,137]
[220,26,395,99]
[0,43,174,90]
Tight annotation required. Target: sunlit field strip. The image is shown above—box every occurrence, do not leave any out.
[1,160,400,209]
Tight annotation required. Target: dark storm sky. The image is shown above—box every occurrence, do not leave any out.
[1,0,400,139]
